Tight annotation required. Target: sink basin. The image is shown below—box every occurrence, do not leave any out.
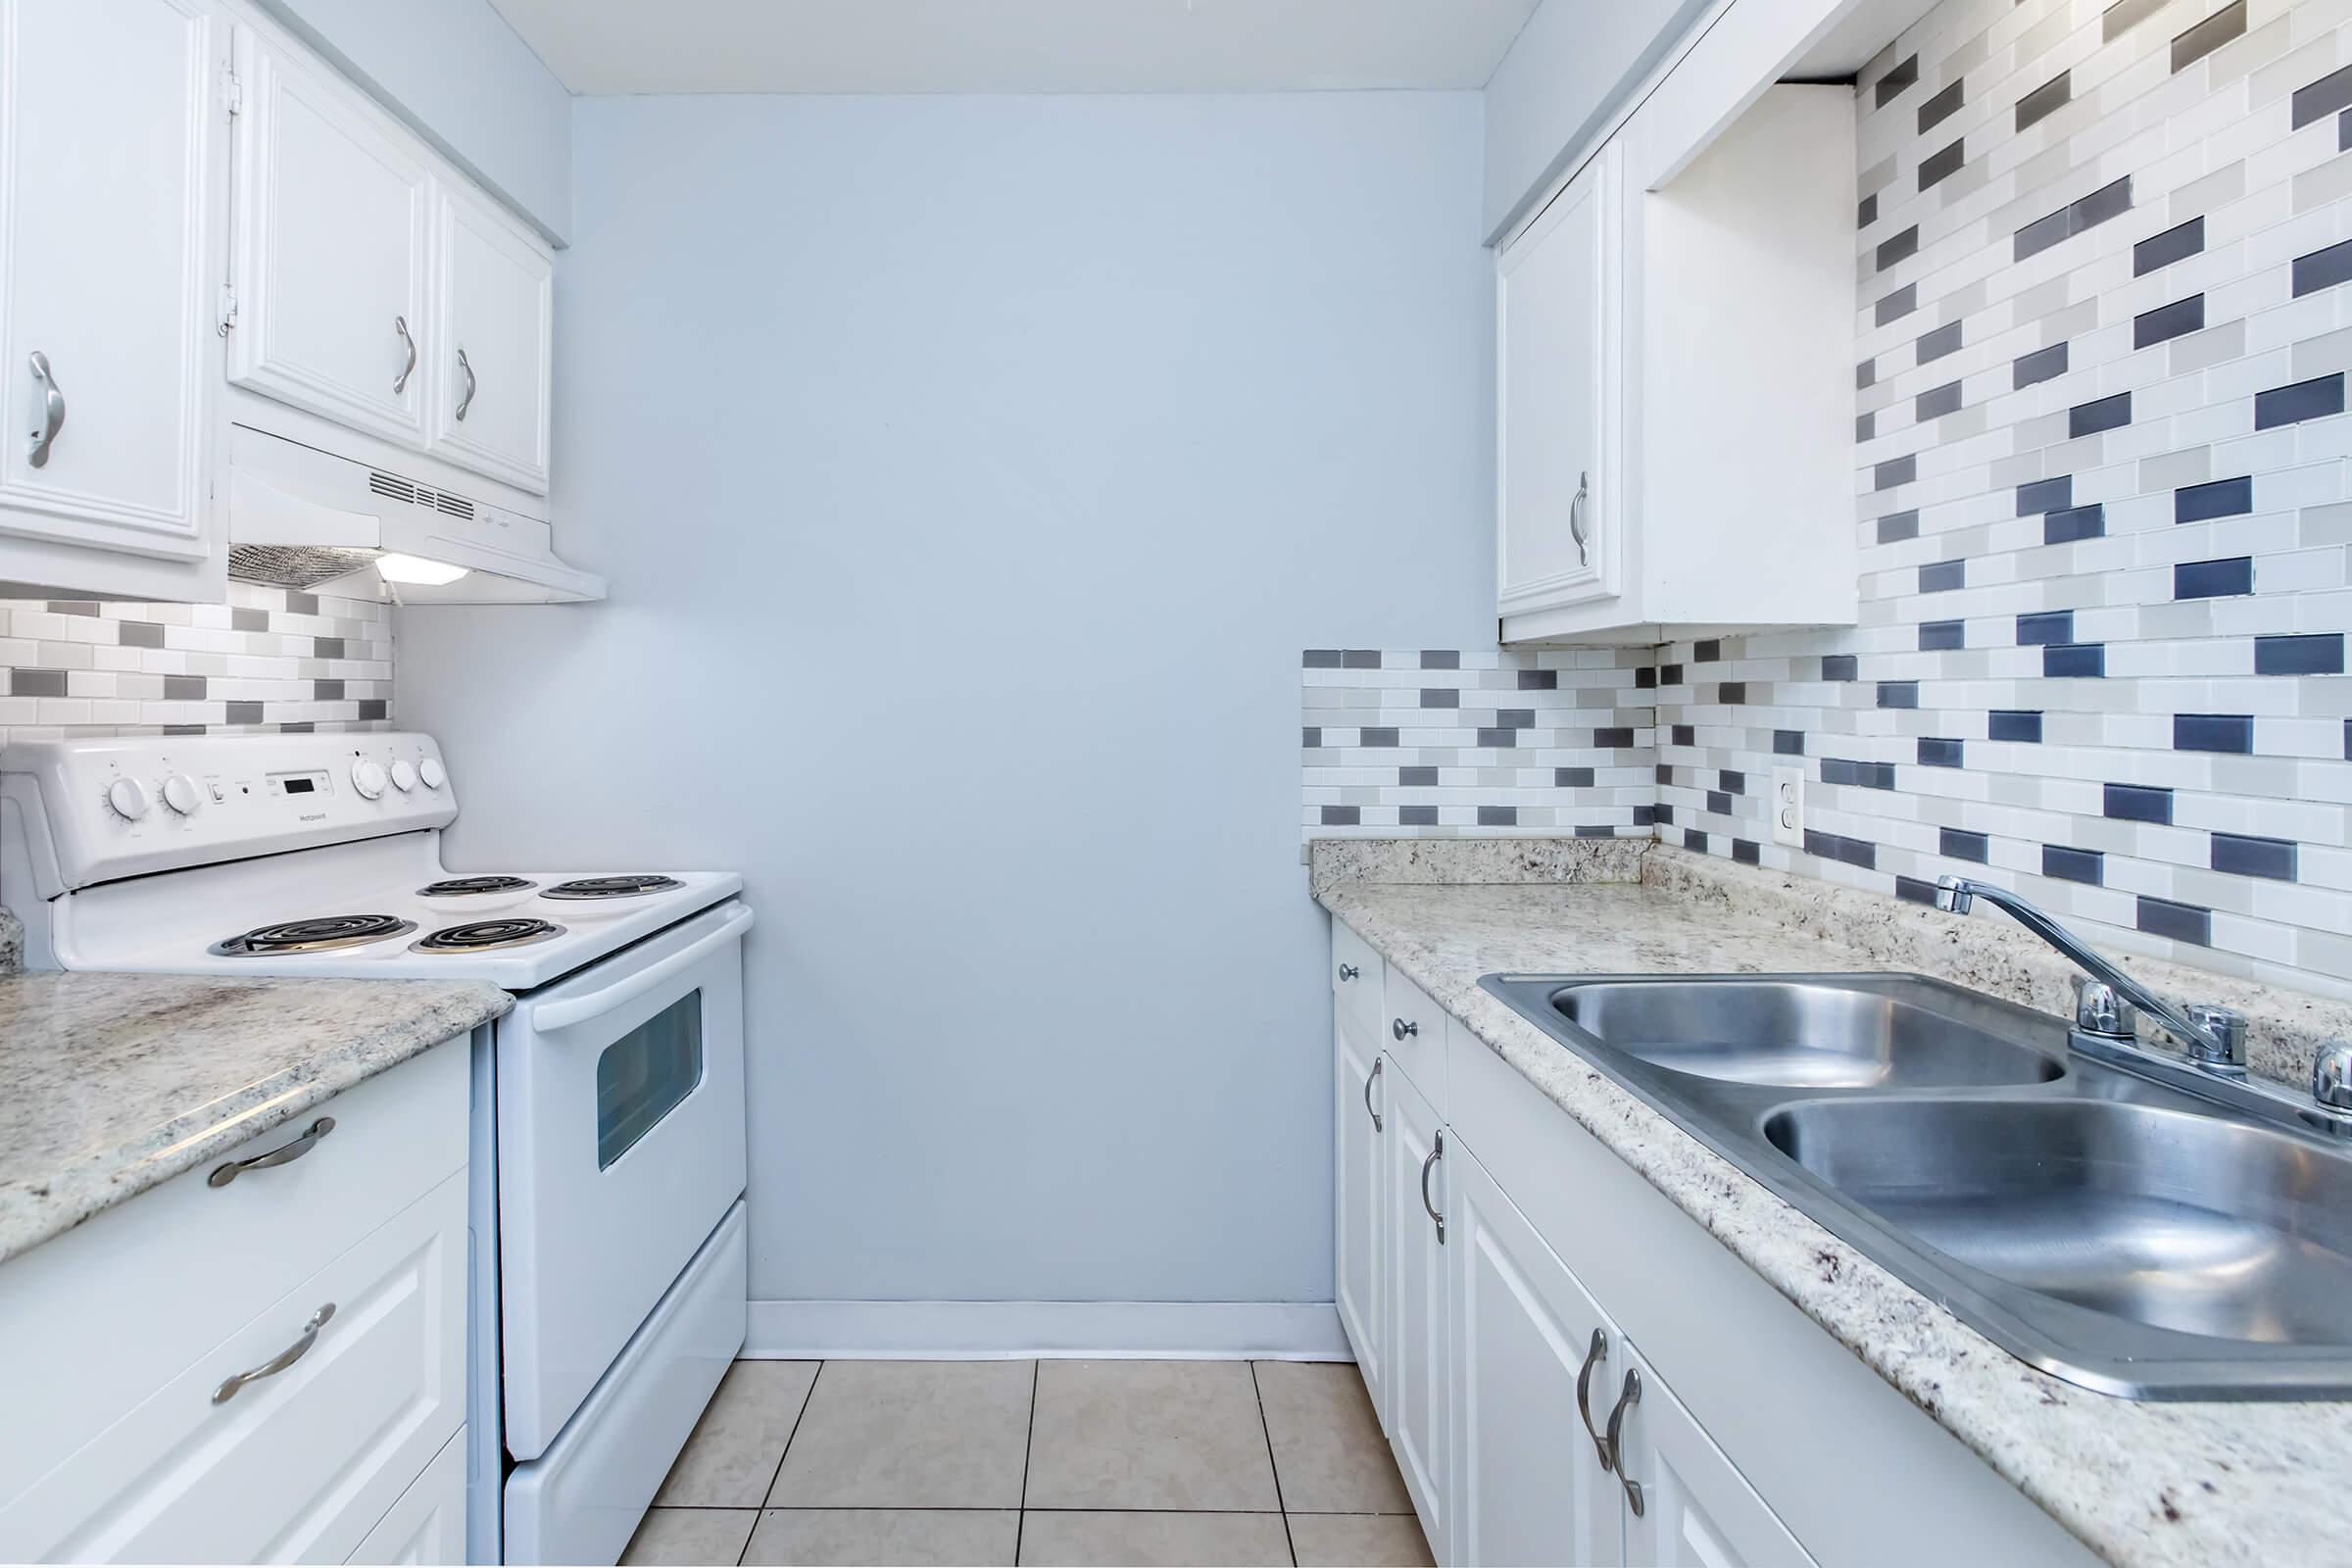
[1479,969,2352,1396]
[1764,1098,2352,1348]
[1548,979,2062,1090]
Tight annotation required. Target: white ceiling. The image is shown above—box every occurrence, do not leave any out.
[487,0,1544,95]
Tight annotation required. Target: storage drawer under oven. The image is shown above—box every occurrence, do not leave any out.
[498,899,752,1461]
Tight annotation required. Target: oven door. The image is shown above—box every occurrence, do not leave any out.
[498,899,751,1461]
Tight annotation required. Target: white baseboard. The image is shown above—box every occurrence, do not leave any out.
[744,1299,1352,1361]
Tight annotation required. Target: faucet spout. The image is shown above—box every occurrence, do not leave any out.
[1932,875,2239,1067]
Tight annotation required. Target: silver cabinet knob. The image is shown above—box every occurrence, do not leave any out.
[1392,1018,1418,1042]
[1338,963,1359,982]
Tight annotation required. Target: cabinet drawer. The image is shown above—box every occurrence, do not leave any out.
[1380,968,1447,1111]
[1332,919,1383,1044]
[0,1038,470,1504]
[0,1170,468,1563]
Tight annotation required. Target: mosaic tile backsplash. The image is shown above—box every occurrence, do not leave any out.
[0,582,392,747]
[1301,648,1656,837]
[1309,0,2352,998]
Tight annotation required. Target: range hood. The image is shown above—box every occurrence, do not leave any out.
[226,424,606,604]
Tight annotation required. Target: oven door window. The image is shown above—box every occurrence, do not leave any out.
[595,991,705,1169]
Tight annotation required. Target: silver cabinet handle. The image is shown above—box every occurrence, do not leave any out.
[393,316,416,396]
[1392,1018,1418,1042]
[1363,1057,1383,1132]
[1574,1328,1614,1472]
[1419,1132,1446,1243]
[212,1302,335,1404]
[1338,963,1359,982]
[1603,1367,1643,1516]
[1568,470,1591,567]
[209,1116,335,1188]
[26,351,64,468]
[454,345,475,420]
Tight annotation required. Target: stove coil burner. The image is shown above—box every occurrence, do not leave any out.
[413,918,565,954]
[417,876,538,897]
[210,914,418,956]
[540,875,684,901]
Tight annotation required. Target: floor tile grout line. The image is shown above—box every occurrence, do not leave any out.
[1248,1360,1300,1568]
[738,1360,824,1566]
[1015,1357,1040,1565]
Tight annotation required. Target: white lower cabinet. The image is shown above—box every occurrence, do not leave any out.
[0,1037,474,1565]
[1446,1140,1625,1568]
[1614,1338,1811,1568]
[1329,918,2098,1568]
[1382,1059,1449,1553]
[1335,1019,1386,1417]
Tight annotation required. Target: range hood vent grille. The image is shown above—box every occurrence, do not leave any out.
[368,470,416,505]
[435,491,474,520]
[228,543,384,589]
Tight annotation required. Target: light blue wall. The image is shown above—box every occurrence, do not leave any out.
[1482,0,1710,240]
[251,0,572,242]
[397,92,1494,1307]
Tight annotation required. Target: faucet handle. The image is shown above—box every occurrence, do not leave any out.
[2182,1004,2248,1069]
[2315,1042,2352,1114]
[2073,978,2136,1041]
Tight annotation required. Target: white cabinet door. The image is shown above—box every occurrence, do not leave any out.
[227,26,432,451]
[1496,141,1618,620]
[1617,1341,1816,1568]
[1383,1060,1448,1559]
[346,1426,466,1565]
[0,0,226,600]
[1336,1020,1387,1420]
[429,183,552,494]
[0,1172,468,1564]
[1446,1138,1624,1568]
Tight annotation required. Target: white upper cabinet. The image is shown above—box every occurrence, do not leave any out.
[226,27,432,450]
[0,0,228,600]
[429,183,553,495]
[1497,141,1619,623]
[1496,16,1858,646]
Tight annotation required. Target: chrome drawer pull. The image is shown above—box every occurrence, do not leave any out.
[1568,470,1591,566]
[393,315,416,395]
[212,1302,335,1404]
[1364,1057,1383,1132]
[454,345,475,420]
[209,1116,335,1187]
[1420,1132,1446,1243]
[1604,1367,1643,1516]
[27,351,64,467]
[1574,1328,1614,1471]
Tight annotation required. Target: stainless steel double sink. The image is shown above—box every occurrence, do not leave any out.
[1480,972,2352,1399]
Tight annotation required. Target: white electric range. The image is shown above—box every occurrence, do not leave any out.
[0,732,752,1566]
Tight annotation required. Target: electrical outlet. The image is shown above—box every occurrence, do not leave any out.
[1771,766,1805,847]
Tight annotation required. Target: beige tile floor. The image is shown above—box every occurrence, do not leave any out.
[619,1359,1433,1568]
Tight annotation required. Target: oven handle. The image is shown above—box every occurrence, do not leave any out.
[525,904,755,1032]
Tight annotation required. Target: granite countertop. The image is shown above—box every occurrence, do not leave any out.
[1315,842,2352,1568]
[0,966,511,1264]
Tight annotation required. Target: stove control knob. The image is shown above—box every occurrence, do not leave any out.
[106,776,152,821]
[389,759,417,793]
[418,758,447,791]
[161,773,201,816]
[351,759,389,800]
